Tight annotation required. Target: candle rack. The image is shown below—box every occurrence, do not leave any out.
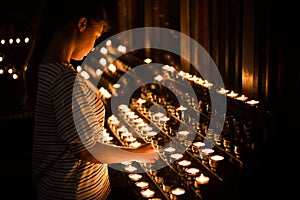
[93,44,269,200]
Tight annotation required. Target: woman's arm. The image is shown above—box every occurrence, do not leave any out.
[77,142,160,164]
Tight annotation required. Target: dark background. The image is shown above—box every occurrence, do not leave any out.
[0,0,299,199]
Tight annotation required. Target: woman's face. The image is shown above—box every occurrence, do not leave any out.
[72,18,104,61]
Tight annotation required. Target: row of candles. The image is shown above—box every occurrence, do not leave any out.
[161,65,260,107]
[111,103,226,168]
[106,105,228,199]
[134,86,254,161]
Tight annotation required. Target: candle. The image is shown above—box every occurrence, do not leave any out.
[227,91,238,98]
[128,173,142,181]
[192,141,205,153]
[170,153,183,160]
[129,141,142,148]
[124,165,137,172]
[195,173,209,185]
[135,181,149,189]
[164,147,176,153]
[210,155,224,161]
[185,167,200,176]
[137,98,146,106]
[209,155,224,169]
[246,99,259,105]
[140,189,155,198]
[170,188,185,200]
[177,130,189,140]
[216,88,229,95]
[178,160,191,168]
[235,94,248,101]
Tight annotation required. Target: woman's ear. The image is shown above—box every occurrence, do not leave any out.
[78,17,87,32]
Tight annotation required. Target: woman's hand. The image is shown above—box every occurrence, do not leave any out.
[128,143,160,163]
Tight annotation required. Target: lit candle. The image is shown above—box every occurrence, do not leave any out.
[178,160,191,168]
[177,131,189,141]
[216,88,229,95]
[195,173,210,185]
[129,141,142,148]
[209,155,224,169]
[137,98,146,105]
[246,99,259,105]
[140,189,155,198]
[210,155,224,161]
[235,94,248,101]
[202,80,213,88]
[170,153,183,160]
[135,181,149,189]
[164,147,176,153]
[170,188,185,200]
[124,136,137,143]
[128,173,142,181]
[124,165,137,172]
[192,141,205,153]
[185,167,200,176]
[227,91,238,98]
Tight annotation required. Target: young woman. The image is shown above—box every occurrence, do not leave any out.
[24,0,159,199]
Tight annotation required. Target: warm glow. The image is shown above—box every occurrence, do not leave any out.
[216,88,229,94]
[137,98,146,105]
[164,147,176,153]
[170,153,183,160]
[99,58,107,66]
[128,173,142,181]
[144,58,152,64]
[80,71,90,79]
[227,91,238,98]
[105,40,112,46]
[154,75,163,82]
[246,100,259,105]
[100,47,108,55]
[24,37,29,43]
[108,64,116,73]
[178,160,191,167]
[193,142,205,147]
[12,74,18,79]
[117,45,126,53]
[171,187,185,195]
[135,181,149,189]
[140,189,155,198]
[186,167,200,175]
[195,173,210,184]
[124,165,137,172]
[236,95,248,101]
[210,155,224,161]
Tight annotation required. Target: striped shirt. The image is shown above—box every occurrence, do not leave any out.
[32,62,110,200]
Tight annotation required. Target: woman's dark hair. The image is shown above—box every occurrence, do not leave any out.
[23,0,110,110]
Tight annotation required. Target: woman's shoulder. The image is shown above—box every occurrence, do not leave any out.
[39,62,76,73]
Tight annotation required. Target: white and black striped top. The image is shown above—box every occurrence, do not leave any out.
[32,62,110,200]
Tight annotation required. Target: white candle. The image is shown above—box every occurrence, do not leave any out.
[227,91,238,98]
[235,94,248,101]
[216,88,229,95]
[164,147,176,153]
[210,155,224,161]
[171,188,185,196]
[140,189,155,198]
[124,165,137,172]
[185,167,200,176]
[178,160,191,167]
[195,173,209,184]
[128,173,142,181]
[135,181,149,189]
[246,99,259,105]
[170,153,183,160]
